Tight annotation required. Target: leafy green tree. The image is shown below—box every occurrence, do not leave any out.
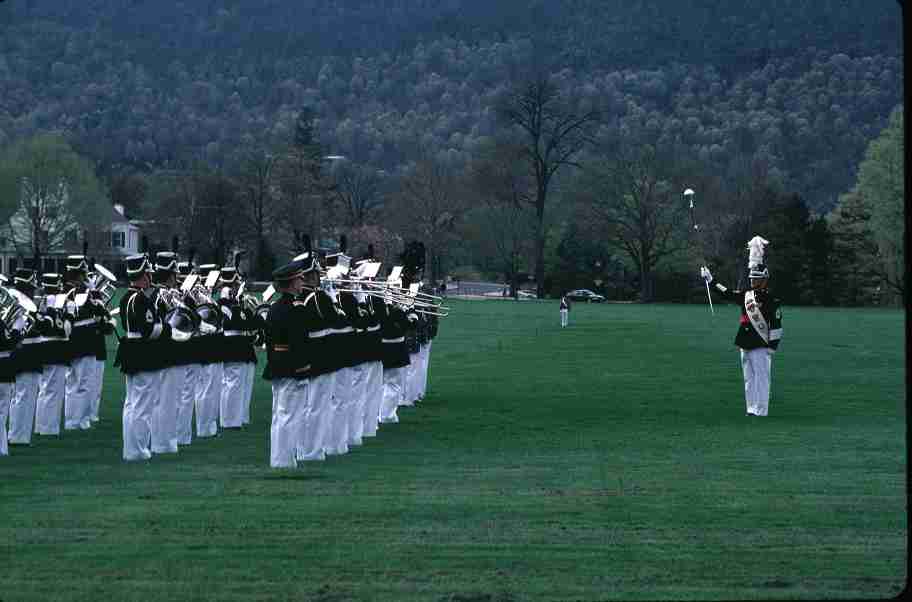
[855,106,904,303]
[0,132,108,265]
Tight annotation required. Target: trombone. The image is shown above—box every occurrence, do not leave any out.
[320,277,449,317]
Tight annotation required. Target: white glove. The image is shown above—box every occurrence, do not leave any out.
[172,329,192,342]
[700,266,712,283]
[199,322,217,334]
[354,291,367,304]
[767,347,776,355]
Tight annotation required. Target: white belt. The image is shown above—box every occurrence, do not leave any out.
[74,318,100,327]
[333,326,354,334]
[0,351,10,358]
[366,325,381,332]
[308,328,332,339]
[21,337,44,345]
[224,330,246,336]
[382,336,405,343]
[126,332,144,339]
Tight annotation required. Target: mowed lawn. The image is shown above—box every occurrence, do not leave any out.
[0,299,905,601]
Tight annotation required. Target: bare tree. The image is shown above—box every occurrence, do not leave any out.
[328,160,386,228]
[234,149,279,278]
[498,77,599,297]
[388,157,466,285]
[468,141,536,297]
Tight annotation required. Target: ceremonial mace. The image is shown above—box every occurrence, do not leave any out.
[684,188,713,315]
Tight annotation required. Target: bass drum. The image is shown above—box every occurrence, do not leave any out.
[165,306,200,341]
[195,302,223,331]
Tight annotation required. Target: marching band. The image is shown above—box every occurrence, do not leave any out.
[0,241,443,467]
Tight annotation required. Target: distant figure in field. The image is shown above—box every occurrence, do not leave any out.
[559,294,570,328]
[701,257,782,417]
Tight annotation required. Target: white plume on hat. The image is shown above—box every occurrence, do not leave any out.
[746,235,769,269]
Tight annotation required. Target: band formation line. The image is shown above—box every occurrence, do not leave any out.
[0,237,444,467]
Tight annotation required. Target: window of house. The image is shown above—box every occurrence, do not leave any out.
[112,231,126,248]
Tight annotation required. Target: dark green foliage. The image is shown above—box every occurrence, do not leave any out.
[0,1,901,213]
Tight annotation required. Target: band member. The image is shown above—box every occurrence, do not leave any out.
[701,254,783,417]
[150,252,185,454]
[8,269,43,446]
[0,313,15,456]
[116,254,170,461]
[559,294,570,328]
[85,262,113,424]
[377,283,411,425]
[63,255,97,430]
[175,260,199,444]
[33,274,71,437]
[216,266,256,429]
[359,279,385,439]
[263,256,315,468]
[193,263,223,438]
[339,284,372,447]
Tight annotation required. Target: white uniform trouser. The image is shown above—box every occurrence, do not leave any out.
[400,357,417,407]
[270,377,308,468]
[89,359,105,422]
[65,355,94,430]
[419,342,431,399]
[123,370,162,461]
[152,365,182,454]
[0,382,12,455]
[362,361,384,437]
[220,362,245,428]
[195,362,222,437]
[242,362,255,425]
[560,308,568,327]
[380,366,404,423]
[325,370,348,456]
[741,348,772,416]
[297,372,330,461]
[9,371,40,444]
[176,363,199,445]
[348,363,368,446]
[35,364,67,436]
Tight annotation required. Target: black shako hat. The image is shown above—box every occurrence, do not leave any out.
[125,254,153,278]
[66,255,89,272]
[218,266,238,283]
[272,254,317,282]
[41,272,64,293]
[14,268,38,287]
[155,251,179,273]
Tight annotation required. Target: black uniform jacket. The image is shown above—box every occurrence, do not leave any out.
[0,324,18,383]
[218,295,257,364]
[66,285,103,362]
[263,292,311,381]
[115,286,172,374]
[377,301,411,369]
[10,288,43,376]
[339,292,373,368]
[32,302,71,367]
[709,279,783,351]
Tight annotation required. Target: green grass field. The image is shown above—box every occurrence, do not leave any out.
[0,299,906,601]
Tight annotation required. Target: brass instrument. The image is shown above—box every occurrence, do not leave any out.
[0,285,38,337]
[86,263,118,307]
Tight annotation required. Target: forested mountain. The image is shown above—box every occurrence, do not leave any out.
[0,0,902,212]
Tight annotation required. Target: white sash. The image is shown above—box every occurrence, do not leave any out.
[744,290,770,344]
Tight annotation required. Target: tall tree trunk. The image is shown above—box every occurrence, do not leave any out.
[535,191,546,298]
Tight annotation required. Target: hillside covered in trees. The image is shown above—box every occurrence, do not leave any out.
[0,1,904,305]
[0,1,901,212]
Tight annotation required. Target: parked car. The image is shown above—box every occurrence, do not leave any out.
[566,289,606,303]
